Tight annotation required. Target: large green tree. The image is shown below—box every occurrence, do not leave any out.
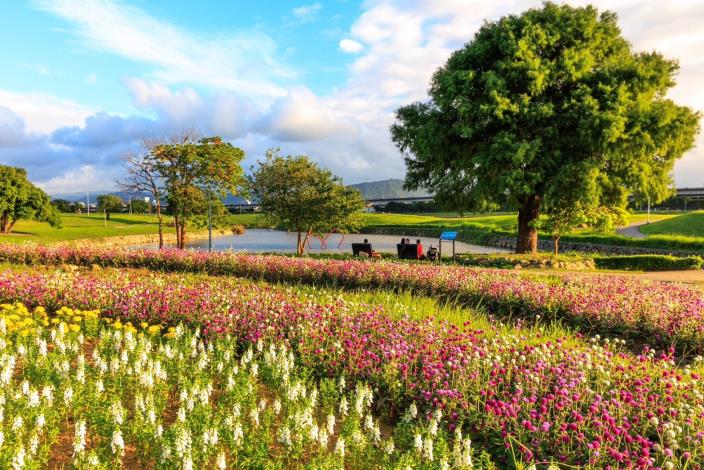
[152,136,245,249]
[248,150,365,255]
[392,2,700,253]
[0,165,60,234]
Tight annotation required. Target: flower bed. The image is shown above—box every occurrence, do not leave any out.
[0,268,702,467]
[0,244,703,353]
[0,303,485,469]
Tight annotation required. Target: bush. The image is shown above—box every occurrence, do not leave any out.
[593,254,704,271]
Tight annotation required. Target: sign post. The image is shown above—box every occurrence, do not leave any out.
[439,231,458,261]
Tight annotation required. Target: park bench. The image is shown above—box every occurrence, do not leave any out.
[397,243,420,260]
[351,243,373,257]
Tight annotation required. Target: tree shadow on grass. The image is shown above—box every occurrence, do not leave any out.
[103,216,158,226]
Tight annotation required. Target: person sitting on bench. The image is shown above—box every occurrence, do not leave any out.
[351,239,373,257]
[397,240,419,259]
[416,239,425,260]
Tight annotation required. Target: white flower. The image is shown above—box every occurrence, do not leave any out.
[326,414,336,435]
[414,434,423,452]
[12,416,23,431]
[111,430,125,457]
[338,396,348,416]
[11,445,25,470]
[334,437,345,458]
[35,415,45,431]
[216,451,227,470]
[408,402,418,419]
[73,420,86,456]
[278,427,292,447]
[423,437,434,462]
[63,387,74,405]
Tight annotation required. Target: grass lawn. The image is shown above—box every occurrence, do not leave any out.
[640,211,704,237]
[0,213,164,244]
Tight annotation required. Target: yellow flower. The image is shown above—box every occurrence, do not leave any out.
[163,332,176,339]
[50,318,60,324]
[140,322,149,329]
[113,321,123,330]
[147,325,162,336]
[73,316,82,323]
[125,325,137,334]
[69,324,81,332]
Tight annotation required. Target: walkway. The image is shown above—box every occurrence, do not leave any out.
[616,221,647,239]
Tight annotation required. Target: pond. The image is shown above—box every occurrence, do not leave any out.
[156,229,509,254]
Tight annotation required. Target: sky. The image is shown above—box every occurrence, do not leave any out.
[0,0,702,195]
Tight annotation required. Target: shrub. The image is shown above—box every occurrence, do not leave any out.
[593,254,704,271]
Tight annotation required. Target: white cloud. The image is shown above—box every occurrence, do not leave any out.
[37,164,119,194]
[293,3,322,20]
[86,73,97,85]
[339,39,363,54]
[32,0,293,100]
[259,87,354,142]
[0,90,96,134]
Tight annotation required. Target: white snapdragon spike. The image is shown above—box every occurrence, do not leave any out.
[111,429,125,457]
[278,426,293,447]
[216,451,227,470]
[334,437,345,458]
[73,420,87,456]
[423,437,434,462]
[11,445,26,470]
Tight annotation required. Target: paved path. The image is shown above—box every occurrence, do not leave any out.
[616,221,648,239]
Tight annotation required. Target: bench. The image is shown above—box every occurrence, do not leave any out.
[397,243,419,260]
[351,243,373,257]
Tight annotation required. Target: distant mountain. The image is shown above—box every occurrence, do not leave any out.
[349,179,430,200]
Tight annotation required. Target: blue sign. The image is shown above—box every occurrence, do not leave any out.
[439,231,458,241]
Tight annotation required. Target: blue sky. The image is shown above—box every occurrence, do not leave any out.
[0,0,702,195]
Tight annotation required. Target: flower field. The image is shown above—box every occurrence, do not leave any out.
[0,302,486,469]
[0,265,702,468]
[0,244,703,353]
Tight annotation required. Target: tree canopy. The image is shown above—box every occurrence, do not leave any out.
[152,136,245,249]
[96,194,124,220]
[248,150,365,255]
[391,2,700,253]
[0,165,60,234]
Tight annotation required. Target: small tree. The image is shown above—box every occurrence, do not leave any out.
[0,165,60,234]
[51,199,74,213]
[129,199,150,214]
[152,136,245,249]
[118,146,166,248]
[248,149,365,255]
[96,195,124,220]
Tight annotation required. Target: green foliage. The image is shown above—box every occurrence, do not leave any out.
[0,165,60,234]
[593,254,703,271]
[96,194,124,220]
[248,149,365,255]
[128,199,150,214]
[152,136,246,248]
[51,199,75,213]
[392,2,701,254]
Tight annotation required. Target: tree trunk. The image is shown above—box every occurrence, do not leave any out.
[516,195,541,254]
[553,236,559,256]
[174,216,182,249]
[297,231,303,256]
[155,202,164,249]
[179,222,187,249]
[0,213,7,233]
